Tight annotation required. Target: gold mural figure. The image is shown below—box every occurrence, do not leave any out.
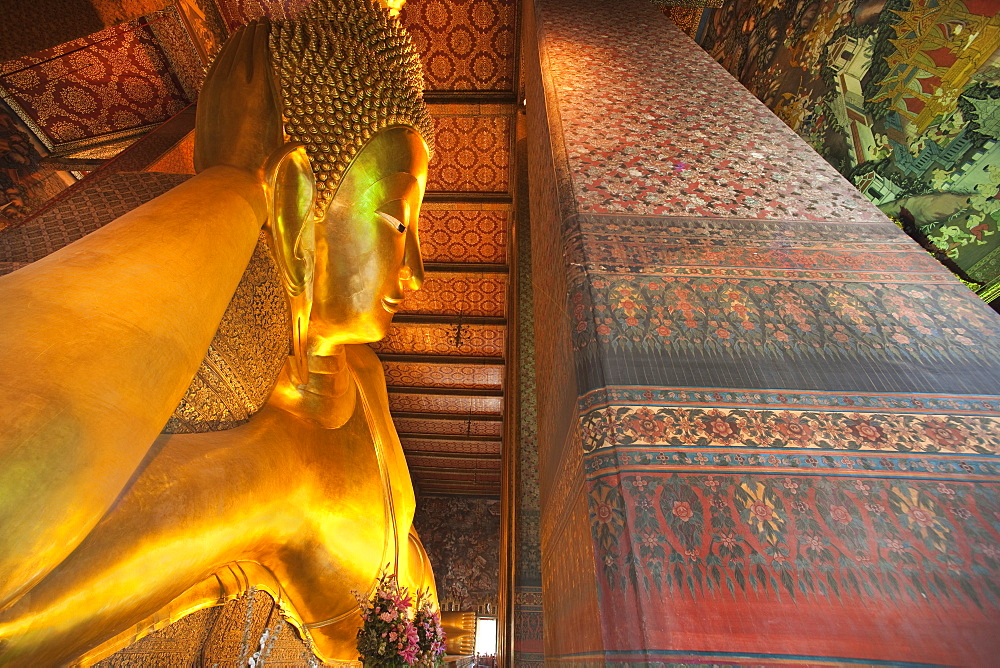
[0,0,437,664]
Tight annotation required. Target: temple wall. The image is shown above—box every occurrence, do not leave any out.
[700,0,1000,299]
[524,0,606,660]
[513,123,545,665]
[526,0,1000,664]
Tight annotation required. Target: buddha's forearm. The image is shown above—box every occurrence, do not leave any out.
[0,165,267,609]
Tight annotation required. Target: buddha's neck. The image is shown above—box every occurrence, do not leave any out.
[276,346,358,429]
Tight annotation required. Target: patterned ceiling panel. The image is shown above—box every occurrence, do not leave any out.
[383,361,503,389]
[371,323,505,357]
[407,455,500,470]
[398,0,516,92]
[0,18,192,148]
[400,272,506,317]
[418,208,508,263]
[393,417,502,438]
[426,115,511,193]
[413,471,501,485]
[401,438,501,456]
[212,0,310,31]
[388,392,502,415]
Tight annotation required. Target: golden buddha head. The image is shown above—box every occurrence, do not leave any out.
[263,0,434,367]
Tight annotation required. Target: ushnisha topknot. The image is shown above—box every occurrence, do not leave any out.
[270,0,434,219]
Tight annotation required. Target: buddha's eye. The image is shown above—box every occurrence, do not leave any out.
[377,211,407,234]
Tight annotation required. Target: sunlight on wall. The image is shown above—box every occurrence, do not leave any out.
[474,617,497,656]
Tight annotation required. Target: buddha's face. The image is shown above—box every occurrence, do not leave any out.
[308,126,429,353]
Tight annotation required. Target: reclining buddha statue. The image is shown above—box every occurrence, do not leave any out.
[0,0,438,664]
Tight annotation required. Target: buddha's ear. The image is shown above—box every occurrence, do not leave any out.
[264,143,316,294]
[263,143,316,386]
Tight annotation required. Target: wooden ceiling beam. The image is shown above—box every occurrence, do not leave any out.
[390,411,503,422]
[391,314,506,327]
[404,450,501,462]
[399,432,502,442]
[416,489,501,498]
[423,91,517,105]
[386,385,503,398]
[411,469,500,478]
[378,354,505,366]
[423,193,513,205]
[424,262,509,274]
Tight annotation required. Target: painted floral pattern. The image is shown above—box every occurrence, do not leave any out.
[590,473,1000,608]
[574,275,999,364]
[579,405,1000,455]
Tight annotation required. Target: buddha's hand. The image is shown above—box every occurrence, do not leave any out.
[194,20,284,177]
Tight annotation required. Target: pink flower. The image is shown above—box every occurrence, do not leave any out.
[399,623,421,664]
[672,500,694,522]
[829,505,851,525]
[749,501,773,522]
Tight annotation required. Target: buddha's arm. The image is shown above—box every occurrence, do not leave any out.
[0,411,300,667]
[0,165,267,610]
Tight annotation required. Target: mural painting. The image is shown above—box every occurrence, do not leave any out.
[413,497,501,615]
[0,100,71,231]
[700,0,1000,303]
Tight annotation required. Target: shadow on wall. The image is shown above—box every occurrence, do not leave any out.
[699,0,1000,302]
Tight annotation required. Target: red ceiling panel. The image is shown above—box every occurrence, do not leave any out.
[400,272,506,317]
[388,392,502,415]
[383,361,504,389]
[0,18,191,147]
[407,455,500,471]
[418,208,508,263]
[398,0,516,92]
[400,438,501,456]
[393,417,502,438]
[212,0,310,31]
[426,114,511,193]
[371,323,505,357]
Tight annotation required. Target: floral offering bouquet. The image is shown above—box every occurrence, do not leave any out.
[355,570,445,667]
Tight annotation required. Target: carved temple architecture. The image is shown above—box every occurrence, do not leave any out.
[1,0,999,666]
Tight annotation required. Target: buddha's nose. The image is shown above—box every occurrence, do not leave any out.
[400,226,423,290]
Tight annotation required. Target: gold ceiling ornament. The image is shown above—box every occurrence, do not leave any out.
[649,0,725,8]
[376,0,407,16]
[271,0,433,219]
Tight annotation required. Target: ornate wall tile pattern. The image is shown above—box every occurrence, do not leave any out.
[588,470,1000,609]
[529,0,1000,663]
[537,1,879,220]
[579,405,1000,456]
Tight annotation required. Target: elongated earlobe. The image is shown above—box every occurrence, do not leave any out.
[263,143,317,386]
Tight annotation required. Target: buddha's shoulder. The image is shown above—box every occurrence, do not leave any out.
[344,344,389,395]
